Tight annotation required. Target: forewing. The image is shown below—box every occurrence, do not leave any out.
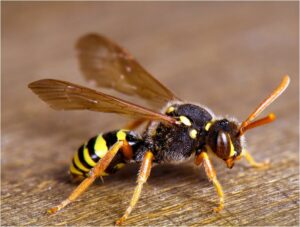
[76,34,179,107]
[28,79,176,124]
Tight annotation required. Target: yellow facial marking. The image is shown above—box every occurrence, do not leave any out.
[69,162,83,175]
[179,116,192,126]
[205,122,212,131]
[74,150,90,172]
[189,129,197,139]
[83,145,97,167]
[117,130,127,141]
[167,106,175,113]
[229,139,235,157]
[94,135,108,158]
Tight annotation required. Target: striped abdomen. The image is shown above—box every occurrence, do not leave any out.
[70,129,141,178]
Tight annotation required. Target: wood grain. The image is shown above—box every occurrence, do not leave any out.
[2,2,299,226]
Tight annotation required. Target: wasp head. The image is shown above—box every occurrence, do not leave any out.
[205,75,290,168]
[206,119,243,168]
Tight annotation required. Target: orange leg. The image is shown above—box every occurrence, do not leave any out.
[195,152,224,212]
[47,141,124,214]
[116,151,154,225]
[242,150,270,168]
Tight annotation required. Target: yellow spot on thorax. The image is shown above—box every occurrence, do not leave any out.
[179,116,192,126]
[166,106,175,113]
[205,122,212,131]
[94,135,108,158]
[189,129,198,139]
[117,130,127,141]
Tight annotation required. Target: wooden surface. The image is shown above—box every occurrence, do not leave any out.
[2,2,299,226]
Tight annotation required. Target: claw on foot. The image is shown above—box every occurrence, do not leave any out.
[47,207,58,214]
[213,206,223,213]
[243,150,270,169]
[116,216,126,226]
[213,202,224,213]
[251,159,270,169]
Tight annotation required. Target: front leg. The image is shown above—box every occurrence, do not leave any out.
[241,150,270,168]
[195,151,224,212]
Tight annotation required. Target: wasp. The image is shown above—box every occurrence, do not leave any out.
[28,34,290,225]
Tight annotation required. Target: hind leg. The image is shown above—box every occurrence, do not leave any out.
[48,140,125,214]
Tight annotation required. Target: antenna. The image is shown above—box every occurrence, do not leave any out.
[239,75,290,136]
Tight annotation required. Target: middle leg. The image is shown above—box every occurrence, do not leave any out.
[116,151,154,225]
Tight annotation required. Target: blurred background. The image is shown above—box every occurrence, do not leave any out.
[2,2,299,226]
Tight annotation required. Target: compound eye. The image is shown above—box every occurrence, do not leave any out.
[216,131,231,159]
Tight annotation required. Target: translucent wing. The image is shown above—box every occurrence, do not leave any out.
[28,79,176,124]
[76,34,179,108]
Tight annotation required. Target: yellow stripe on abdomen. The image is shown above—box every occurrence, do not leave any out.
[94,135,108,158]
[70,129,137,179]
[83,146,97,167]
[70,162,83,176]
[74,150,90,172]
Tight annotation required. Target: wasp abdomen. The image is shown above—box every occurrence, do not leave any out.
[69,130,141,178]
